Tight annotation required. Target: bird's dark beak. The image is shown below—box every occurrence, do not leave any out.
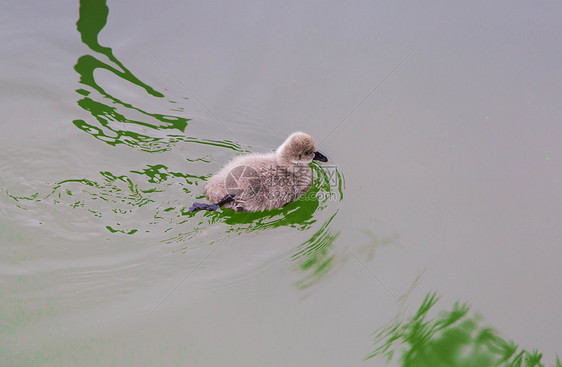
[313,151,328,162]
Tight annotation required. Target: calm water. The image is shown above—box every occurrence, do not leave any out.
[1,1,561,366]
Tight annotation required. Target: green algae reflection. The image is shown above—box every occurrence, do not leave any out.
[368,292,561,367]
[7,161,343,246]
[74,0,242,153]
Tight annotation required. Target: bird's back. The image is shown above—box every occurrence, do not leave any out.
[205,153,313,211]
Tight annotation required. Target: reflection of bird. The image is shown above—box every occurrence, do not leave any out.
[189,132,328,212]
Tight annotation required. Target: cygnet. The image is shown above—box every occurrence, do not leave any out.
[189,132,328,212]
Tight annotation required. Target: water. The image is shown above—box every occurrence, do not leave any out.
[1,1,561,366]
